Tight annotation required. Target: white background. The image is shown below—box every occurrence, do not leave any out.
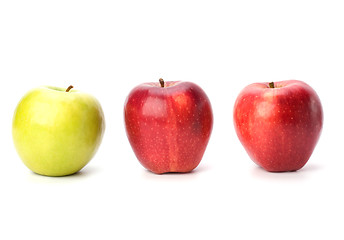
[0,0,343,239]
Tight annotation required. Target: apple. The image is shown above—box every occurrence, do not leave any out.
[233,80,323,172]
[12,85,105,176]
[124,78,213,174]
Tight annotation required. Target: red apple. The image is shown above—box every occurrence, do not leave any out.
[124,78,213,174]
[233,80,323,172]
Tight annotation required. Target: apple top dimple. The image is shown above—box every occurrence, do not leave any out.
[43,86,78,93]
[142,81,182,88]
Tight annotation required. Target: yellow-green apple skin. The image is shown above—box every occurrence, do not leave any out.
[12,86,105,176]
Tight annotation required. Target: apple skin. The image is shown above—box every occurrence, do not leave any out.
[124,80,213,174]
[12,86,105,176]
[233,80,323,172]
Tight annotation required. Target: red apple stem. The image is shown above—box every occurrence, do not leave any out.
[66,85,74,92]
[269,82,275,88]
[159,78,165,88]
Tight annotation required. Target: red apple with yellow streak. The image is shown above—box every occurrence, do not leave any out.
[233,80,323,172]
[124,78,213,174]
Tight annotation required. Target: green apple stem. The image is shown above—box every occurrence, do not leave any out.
[159,78,165,88]
[66,85,74,92]
[269,82,275,88]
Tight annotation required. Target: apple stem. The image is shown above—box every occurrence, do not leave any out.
[66,85,74,92]
[269,82,275,88]
[159,78,165,88]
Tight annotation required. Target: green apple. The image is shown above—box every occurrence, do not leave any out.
[12,85,105,176]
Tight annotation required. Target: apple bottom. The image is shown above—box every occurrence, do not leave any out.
[130,128,208,174]
[238,120,322,172]
[245,140,316,172]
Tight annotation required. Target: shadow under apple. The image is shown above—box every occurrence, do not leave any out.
[250,163,323,182]
[27,165,100,183]
[141,164,211,181]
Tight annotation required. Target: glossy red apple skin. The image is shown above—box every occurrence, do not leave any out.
[233,80,323,172]
[124,81,213,174]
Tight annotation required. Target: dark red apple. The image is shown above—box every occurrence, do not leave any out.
[124,78,213,174]
[233,80,323,172]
